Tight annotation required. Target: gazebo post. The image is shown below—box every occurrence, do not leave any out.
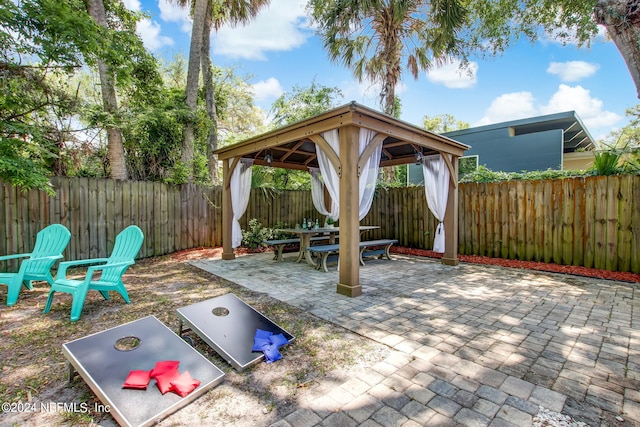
[213,103,470,288]
[221,159,235,260]
[337,125,361,297]
[323,186,331,219]
[442,156,459,266]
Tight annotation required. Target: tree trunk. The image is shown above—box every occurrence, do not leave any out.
[201,2,220,185]
[381,75,397,182]
[383,80,395,116]
[87,0,128,180]
[595,0,640,98]
[182,0,209,182]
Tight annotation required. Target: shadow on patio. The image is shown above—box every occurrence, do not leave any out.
[192,252,640,426]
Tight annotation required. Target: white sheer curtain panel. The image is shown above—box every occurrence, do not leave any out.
[230,158,254,248]
[358,129,381,220]
[315,130,340,221]
[309,167,339,220]
[422,154,450,252]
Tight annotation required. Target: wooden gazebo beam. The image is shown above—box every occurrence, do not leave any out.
[214,102,469,295]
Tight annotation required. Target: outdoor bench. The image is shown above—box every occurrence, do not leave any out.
[306,239,399,272]
[264,236,331,261]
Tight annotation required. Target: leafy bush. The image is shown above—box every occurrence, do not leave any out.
[271,221,291,240]
[622,149,640,174]
[241,219,291,248]
[592,151,621,176]
[458,166,589,183]
[241,219,271,249]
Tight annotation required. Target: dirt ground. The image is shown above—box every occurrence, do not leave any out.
[2,246,638,427]
[0,249,390,427]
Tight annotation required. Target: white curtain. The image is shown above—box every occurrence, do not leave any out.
[315,129,341,221]
[314,128,382,222]
[358,129,381,220]
[422,154,450,252]
[230,158,254,248]
[309,167,339,220]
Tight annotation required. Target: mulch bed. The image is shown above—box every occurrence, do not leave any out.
[171,246,640,284]
[390,246,640,283]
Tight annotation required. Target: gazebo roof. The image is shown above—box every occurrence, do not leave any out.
[214,101,469,170]
[216,102,468,297]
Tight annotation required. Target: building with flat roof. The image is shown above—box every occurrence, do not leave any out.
[408,111,596,184]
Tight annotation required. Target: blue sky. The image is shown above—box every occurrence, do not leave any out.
[126,0,638,141]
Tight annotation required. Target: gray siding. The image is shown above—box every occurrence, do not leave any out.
[408,128,564,184]
[458,128,564,172]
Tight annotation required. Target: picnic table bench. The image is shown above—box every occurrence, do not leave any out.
[306,239,399,272]
[264,236,331,261]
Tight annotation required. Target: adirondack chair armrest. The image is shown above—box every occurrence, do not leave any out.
[83,260,135,282]
[0,254,61,268]
[0,253,30,262]
[24,254,63,263]
[57,258,109,279]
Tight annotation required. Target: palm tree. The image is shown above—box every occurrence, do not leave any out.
[173,0,270,183]
[309,0,467,116]
[86,0,128,180]
[179,0,207,184]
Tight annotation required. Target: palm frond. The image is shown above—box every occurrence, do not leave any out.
[311,0,469,113]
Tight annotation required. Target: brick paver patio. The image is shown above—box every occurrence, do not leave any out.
[192,252,640,426]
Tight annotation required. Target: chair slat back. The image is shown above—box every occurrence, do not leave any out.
[24,224,71,273]
[102,225,144,283]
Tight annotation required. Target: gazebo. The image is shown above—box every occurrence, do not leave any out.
[214,102,469,297]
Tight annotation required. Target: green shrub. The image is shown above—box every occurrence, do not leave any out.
[271,221,291,240]
[621,149,640,174]
[459,165,590,183]
[241,219,291,248]
[242,219,271,249]
[592,151,621,176]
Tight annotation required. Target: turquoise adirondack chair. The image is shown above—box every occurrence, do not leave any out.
[43,225,144,321]
[0,224,71,306]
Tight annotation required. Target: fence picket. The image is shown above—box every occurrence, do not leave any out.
[632,177,640,273]
[594,177,608,270]
[583,178,595,269]
[617,175,633,272]
[1,176,638,273]
[572,178,585,267]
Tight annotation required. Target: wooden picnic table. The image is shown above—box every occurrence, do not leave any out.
[278,226,379,266]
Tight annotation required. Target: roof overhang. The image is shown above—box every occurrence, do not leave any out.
[444,110,596,153]
[214,101,470,170]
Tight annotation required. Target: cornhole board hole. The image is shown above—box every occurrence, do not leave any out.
[62,315,225,427]
[176,293,295,371]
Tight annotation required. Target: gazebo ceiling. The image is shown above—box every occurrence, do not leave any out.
[214,102,469,171]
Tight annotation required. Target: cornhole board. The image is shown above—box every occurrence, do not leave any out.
[176,293,295,371]
[62,315,225,427]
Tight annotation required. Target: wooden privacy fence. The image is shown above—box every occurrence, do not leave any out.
[0,177,223,267]
[458,175,640,273]
[0,175,638,273]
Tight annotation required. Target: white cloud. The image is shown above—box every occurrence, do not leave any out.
[475,92,538,125]
[426,60,478,89]
[339,80,377,107]
[540,84,621,129]
[122,0,141,11]
[212,1,312,60]
[547,61,599,82]
[540,23,609,45]
[475,84,622,137]
[338,78,406,110]
[252,77,284,101]
[158,0,192,33]
[122,0,175,51]
[137,19,174,51]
